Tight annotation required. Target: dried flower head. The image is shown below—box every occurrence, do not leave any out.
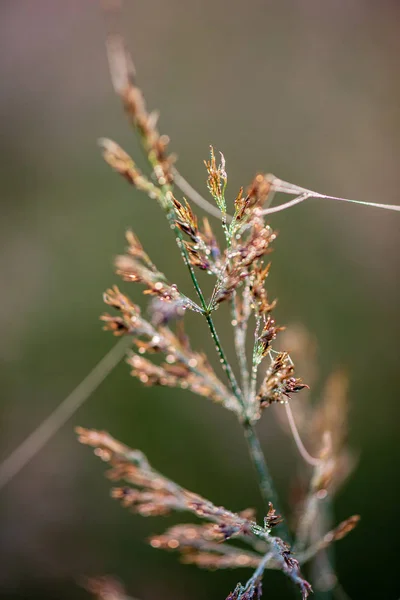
[264,503,283,531]
[257,351,309,408]
[77,427,313,598]
[150,523,261,570]
[98,138,162,203]
[106,33,175,185]
[205,146,227,213]
[250,263,277,316]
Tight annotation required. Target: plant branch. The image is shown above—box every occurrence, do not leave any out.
[231,292,250,400]
[105,32,289,552]
[243,421,290,542]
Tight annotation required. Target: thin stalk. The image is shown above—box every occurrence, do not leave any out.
[294,492,319,554]
[172,167,229,221]
[231,290,251,400]
[249,315,262,401]
[244,421,290,542]
[284,401,322,467]
[311,499,336,600]
[0,337,131,490]
[237,550,274,598]
[204,311,244,408]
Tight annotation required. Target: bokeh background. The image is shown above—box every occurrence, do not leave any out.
[1,1,399,599]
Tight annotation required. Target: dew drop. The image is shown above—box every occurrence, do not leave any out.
[316,489,328,500]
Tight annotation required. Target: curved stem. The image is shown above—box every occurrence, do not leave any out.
[172,167,230,221]
[284,395,322,468]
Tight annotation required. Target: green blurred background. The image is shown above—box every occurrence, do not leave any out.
[1,1,399,598]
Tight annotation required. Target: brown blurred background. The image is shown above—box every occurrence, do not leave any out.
[0,1,399,599]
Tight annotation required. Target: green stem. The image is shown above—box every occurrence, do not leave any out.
[244,421,291,542]
[204,311,244,408]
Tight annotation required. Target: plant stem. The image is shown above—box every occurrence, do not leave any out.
[249,315,262,401]
[238,550,274,598]
[231,292,250,399]
[204,311,244,408]
[244,420,291,542]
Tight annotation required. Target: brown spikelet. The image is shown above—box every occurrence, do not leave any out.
[246,174,272,208]
[264,503,283,530]
[257,351,308,408]
[205,146,227,205]
[324,515,360,544]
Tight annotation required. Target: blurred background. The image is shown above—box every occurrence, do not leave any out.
[1,1,399,598]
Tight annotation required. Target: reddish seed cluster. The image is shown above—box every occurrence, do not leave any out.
[100,234,241,415]
[172,195,222,273]
[257,352,309,408]
[121,84,175,185]
[150,524,261,570]
[76,428,263,547]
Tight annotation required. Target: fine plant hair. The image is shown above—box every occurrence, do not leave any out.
[75,27,364,600]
